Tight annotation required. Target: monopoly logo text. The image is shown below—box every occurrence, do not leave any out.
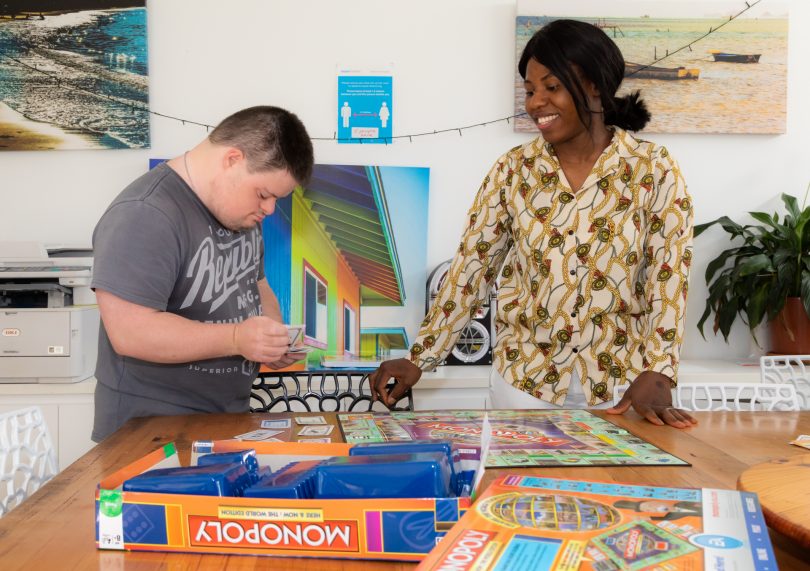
[189,516,359,551]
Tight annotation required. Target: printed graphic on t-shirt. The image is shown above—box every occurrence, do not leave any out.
[179,226,263,377]
[180,230,263,314]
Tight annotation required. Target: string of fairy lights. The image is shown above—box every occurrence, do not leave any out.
[0,0,764,144]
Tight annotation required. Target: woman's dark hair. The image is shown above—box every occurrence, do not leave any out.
[518,19,650,131]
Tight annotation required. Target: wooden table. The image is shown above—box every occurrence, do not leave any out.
[1,410,809,570]
[739,454,810,550]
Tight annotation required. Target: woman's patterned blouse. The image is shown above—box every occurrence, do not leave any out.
[410,128,693,405]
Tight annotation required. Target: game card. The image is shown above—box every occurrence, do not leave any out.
[286,346,314,355]
[790,434,810,450]
[285,324,305,346]
[295,416,328,425]
[299,437,332,443]
[234,429,283,441]
[261,419,291,429]
[299,425,334,436]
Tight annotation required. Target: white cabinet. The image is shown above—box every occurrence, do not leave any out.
[0,380,95,471]
[414,366,490,410]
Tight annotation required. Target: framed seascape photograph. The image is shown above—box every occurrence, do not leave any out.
[515,0,788,134]
[0,1,149,150]
[262,164,430,370]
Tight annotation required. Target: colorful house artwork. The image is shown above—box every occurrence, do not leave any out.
[263,164,430,370]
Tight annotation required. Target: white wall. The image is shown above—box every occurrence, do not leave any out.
[2,0,808,361]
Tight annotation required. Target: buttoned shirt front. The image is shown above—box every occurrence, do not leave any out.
[410,128,693,405]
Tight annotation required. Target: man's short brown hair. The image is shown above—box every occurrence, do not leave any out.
[209,106,314,185]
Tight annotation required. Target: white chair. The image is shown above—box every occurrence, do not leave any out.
[760,355,810,410]
[0,406,58,517]
[612,382,800,411]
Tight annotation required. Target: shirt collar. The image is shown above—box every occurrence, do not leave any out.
[532,127,641,190]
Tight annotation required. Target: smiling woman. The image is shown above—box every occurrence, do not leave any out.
[371,19,695,431]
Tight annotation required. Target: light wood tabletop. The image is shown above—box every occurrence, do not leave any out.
[739,454,810,550]
[1,410,809,570]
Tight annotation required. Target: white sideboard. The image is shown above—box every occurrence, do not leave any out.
[0,359,763,473]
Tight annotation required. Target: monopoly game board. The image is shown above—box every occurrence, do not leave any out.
[338,410,687,467]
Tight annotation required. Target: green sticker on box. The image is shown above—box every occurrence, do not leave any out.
[163,442,176,457]
[99,489,123,518]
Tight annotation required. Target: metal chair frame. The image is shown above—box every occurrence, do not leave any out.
[251,370,413,413]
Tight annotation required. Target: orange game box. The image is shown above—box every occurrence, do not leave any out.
[95,440,472,561]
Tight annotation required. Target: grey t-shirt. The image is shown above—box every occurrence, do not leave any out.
[91,163,264,441]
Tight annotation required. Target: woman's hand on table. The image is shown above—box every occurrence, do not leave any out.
[369,358,423,407]
[606,371,698,429]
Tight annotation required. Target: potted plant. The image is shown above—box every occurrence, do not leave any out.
[695,190,810,353]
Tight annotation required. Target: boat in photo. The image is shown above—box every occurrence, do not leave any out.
[625,62,700,81]
[709,51,761,63]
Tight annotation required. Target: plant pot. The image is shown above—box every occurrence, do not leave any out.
[768,297,810,354]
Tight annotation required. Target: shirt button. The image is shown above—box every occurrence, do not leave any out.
[570,270,576,275]
[572,348,579,353]
[568,230,574,236]
[571,312,577,317]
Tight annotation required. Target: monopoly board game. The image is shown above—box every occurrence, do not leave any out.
[416,475,776,571]
[338,410,687,467]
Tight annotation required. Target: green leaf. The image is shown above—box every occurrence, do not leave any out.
[737,254,773,277]
[746,284,769,329]
[696,304,713,339]
[783,193,801,220]
[704,249,740,282]
[693,220,717,237]
[750,211,779,229]
[716,297,739,341]
[714,216,746,237]
[802,273,810,318]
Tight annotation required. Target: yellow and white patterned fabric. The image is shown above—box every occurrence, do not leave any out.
[411,128,693,405]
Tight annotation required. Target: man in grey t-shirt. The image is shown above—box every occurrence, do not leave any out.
[91,106,314,442]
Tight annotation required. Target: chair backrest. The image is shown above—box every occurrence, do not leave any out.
[674,383,800,411]
[0,406,58,517]
[612,382,800,412]
[760,355,810,410]
[251,370,413,413]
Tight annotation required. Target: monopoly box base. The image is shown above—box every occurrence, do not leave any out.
[95,441,472,561]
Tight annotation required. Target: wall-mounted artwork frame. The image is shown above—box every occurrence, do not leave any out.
[0,1,149,150]
[263,164,430,370]
[515,0,788,134]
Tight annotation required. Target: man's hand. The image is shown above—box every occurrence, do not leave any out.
[606,371,697,429]
[369,358,423,408]
[233,316,289,363]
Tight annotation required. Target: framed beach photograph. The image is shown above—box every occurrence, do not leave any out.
[0,1,149,150]
[515,0,788,134]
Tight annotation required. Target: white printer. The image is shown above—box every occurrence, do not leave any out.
[0,242,99,383]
